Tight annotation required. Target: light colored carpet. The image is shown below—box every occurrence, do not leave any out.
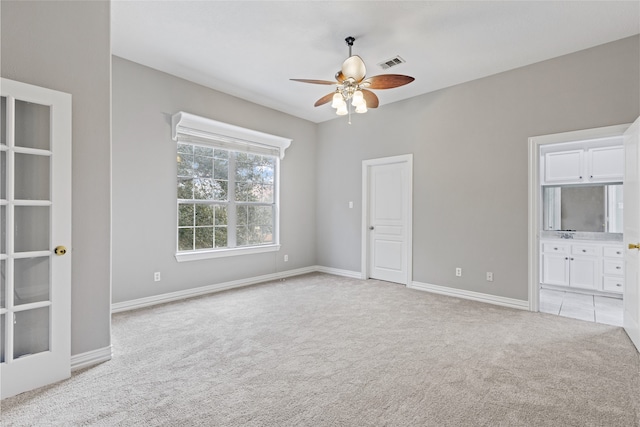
[1,273,639,426]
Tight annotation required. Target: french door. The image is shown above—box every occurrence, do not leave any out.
[1,78,71,399]
[624,117,640,352]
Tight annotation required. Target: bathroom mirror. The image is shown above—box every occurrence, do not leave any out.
[543,184,623,233]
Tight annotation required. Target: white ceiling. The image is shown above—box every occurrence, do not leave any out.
[111,1,640,123]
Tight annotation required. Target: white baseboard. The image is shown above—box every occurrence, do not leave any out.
[409,281,529,311]
[112,266,318,313]
[315,265,363,279]
[71,345,113,371]
[113,267,528,315]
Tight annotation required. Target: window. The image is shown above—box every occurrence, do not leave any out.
[172,112,290,261]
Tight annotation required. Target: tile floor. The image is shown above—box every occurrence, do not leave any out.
[539,287,623,326]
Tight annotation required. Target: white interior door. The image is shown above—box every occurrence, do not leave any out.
[362,155,412,285]
[1,78,72,399]
[623,117,640,352]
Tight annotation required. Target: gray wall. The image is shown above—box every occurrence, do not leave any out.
[111,57,317,303]
[316,35,640,301]
[1,1,112,355]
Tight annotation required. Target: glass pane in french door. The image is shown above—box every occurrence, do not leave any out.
[14,153,50,200]
[14,307,49,358]
[14,100,50,150]
[14,206,49,252]
[14,257,49,305]
[0,259,4,308]
[1,96,5,145]
[0,314,5,363]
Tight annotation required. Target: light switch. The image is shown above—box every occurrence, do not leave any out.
[349,201,353,209]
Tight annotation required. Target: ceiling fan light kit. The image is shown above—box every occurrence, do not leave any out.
[291,36,414,124]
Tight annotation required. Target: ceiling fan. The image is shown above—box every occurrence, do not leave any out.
[291,36,415,121]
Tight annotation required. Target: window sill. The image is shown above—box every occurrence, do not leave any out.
[175,244,280,262]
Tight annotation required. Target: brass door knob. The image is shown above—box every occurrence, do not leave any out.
[629,243,640,250]
[54,246,67,256]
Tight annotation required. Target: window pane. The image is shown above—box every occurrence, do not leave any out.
[249,205,273,226]
[215,206,227,225]
[213,180,228,201]
[178,228,194,251]
[235,182,251,202]
[215,226,227,247]
[214,149,228,159]
[177,153,193,177]
[195,227,213,250]
[194,145,213,158]
[193,178,213,200]
[237,205,248,226]
[195,204,213,226]
[177,178,194,199]
[236,205,273,247]
[178,204,194,227]
[194,155,213,178]
[177,143,193,155]
[214,158,228,180]
[236,226,248,246]
[257,184,274,203]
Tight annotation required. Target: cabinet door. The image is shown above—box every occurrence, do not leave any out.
[569,256,598,289]
[542,253,568,286]
[588,146,624,182]
[544,150,584,184]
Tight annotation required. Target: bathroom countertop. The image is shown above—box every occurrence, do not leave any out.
[540,231,623,242]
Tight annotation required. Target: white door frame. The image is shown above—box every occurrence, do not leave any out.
[527,124,630,312]
[361,154,413,285]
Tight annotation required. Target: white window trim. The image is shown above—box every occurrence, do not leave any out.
[172,111,291,262]
[172,112,291,159]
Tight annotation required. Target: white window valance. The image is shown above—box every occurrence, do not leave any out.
[171,111,292,159]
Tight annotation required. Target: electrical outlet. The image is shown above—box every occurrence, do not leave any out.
[154,272,161,282]
[455,267,462,277]
[486,272,493,282]
[284,254,289,262]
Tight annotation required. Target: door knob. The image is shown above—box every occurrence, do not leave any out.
[629,243,640,250]
[54,246,67,256]
[369,226,374,230]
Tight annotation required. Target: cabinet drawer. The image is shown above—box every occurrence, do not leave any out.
[542,243,570,253]
[603,276,624,293]
[603,259,624,276]
[572,244,600,256]
[603,246,624,258]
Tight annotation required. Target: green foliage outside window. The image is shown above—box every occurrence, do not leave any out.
[177,143,276,252]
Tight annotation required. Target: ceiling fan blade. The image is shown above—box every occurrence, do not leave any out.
[341,55,367,82]
[290,79,337,85]
[362,74,415,89]
[361,89,379,108]
[314,92,335,107]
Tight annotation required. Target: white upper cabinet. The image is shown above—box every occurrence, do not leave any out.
[587,146,624,182]
[544,150,584,184]
[542,145,623,185]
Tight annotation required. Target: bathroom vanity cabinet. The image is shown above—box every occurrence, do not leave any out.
[540,240,624,294]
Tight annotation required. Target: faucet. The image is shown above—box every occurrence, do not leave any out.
[559,232,574,239]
